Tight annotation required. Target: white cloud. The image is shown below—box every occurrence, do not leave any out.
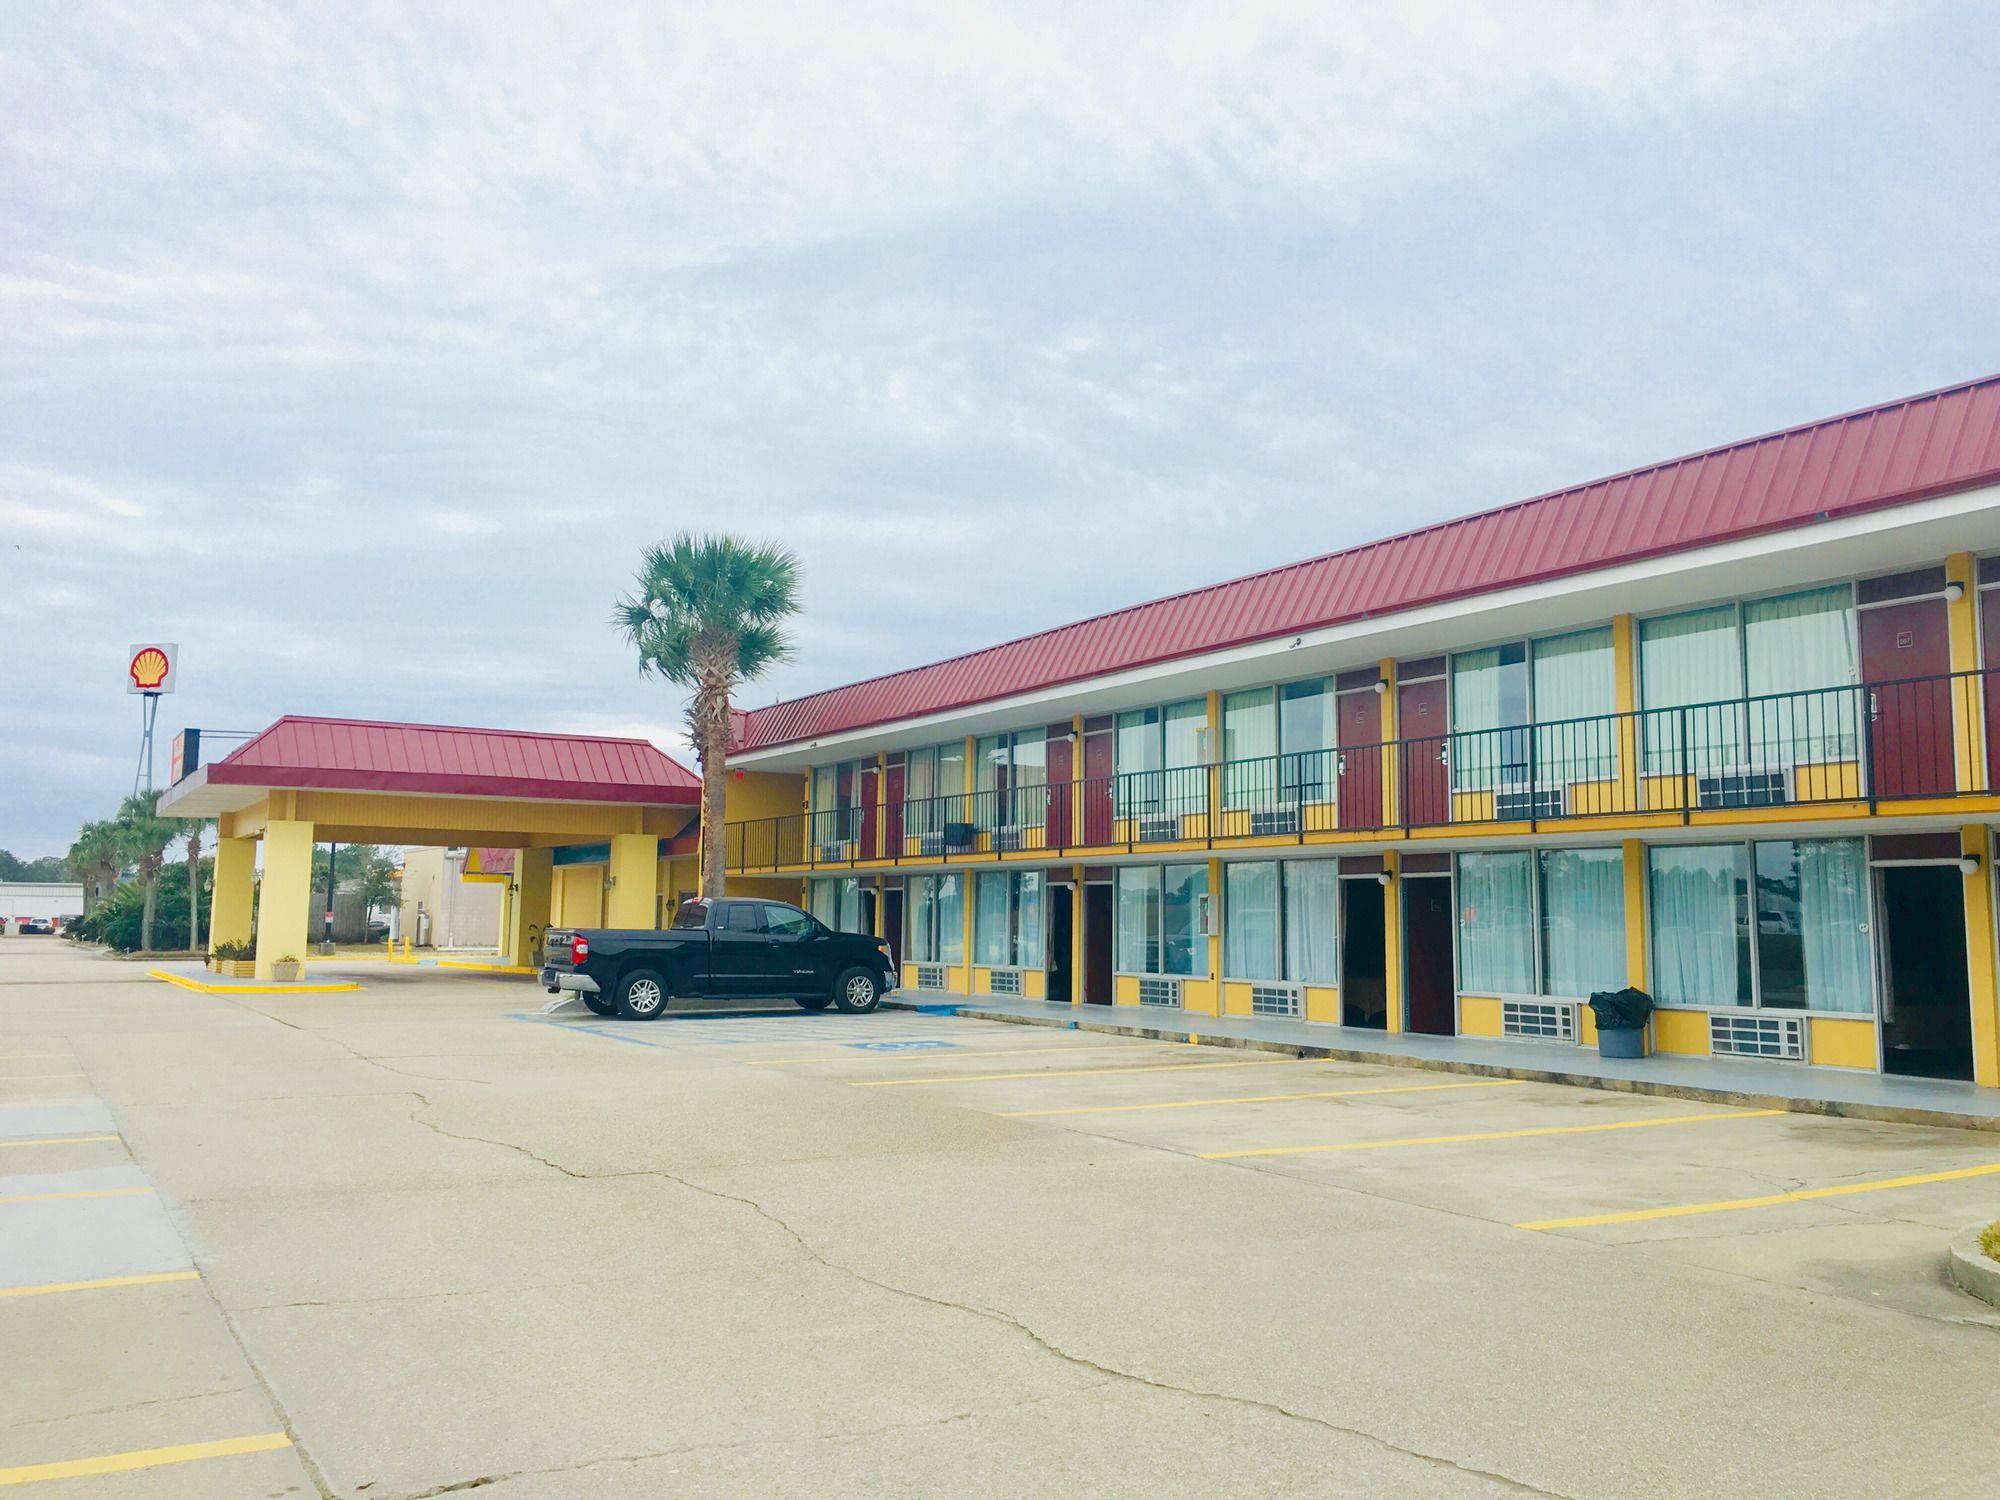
[0,0,1992,855]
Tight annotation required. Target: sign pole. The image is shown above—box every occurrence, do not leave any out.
[133,691,162,796]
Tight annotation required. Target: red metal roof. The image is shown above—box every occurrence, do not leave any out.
[740,375,2000,751]
[209,717,701,804]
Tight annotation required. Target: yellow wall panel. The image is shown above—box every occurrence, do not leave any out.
[1181,978,1218,1017]
[1222,981,1253,1017]
[1303,986,1340,1024]
[1114,974,1140,1006]
[1652,1008,1711,1056]
[1809,1017,1878,1070]
[1458,995,1503,1037]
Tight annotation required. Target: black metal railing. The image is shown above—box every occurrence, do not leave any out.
[722,668,1997,871]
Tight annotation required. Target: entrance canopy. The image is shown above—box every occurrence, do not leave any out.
[159,715,700,845]
[158,716,702,978]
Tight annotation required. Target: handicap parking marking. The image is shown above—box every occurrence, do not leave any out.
[845,1039,962,1053]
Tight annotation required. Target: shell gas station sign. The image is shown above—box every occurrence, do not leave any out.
[126,643,178,695]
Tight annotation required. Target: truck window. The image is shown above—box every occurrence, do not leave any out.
[671,901,708,930]
[763,906,816,937]
[716,903,764,931]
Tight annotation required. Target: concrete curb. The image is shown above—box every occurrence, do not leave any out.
[1947,1225,2000,1308]
[887,999,2000,1135]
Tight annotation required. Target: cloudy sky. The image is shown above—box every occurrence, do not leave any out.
[2,2,1995,856]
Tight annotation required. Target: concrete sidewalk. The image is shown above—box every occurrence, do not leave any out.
[887,992,2000,1132]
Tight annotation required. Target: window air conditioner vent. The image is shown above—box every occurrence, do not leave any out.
[1710,1012,1805,1060]
[989,968,1023,995]
[915,964,948,992]
[1501,1000,1577,1042]
[990,825,1023,853]
[1494,784,1566,821]
[1137,977,1183,1008]
[1250,983,1301,1018]
[1137,815,1181,843]
[1248,806,1301,837]
[1695,767,1789,810]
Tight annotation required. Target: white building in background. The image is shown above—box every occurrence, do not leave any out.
[0,881,86,930]
[396,848,503,951]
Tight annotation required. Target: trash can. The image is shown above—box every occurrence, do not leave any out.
[1588,987,1655,1060]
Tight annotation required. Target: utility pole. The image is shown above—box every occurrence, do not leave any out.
[323,842,338,948]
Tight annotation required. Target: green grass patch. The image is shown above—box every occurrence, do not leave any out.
[1980,1222,2000,1262]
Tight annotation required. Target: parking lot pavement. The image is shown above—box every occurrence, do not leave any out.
[10,939,2000,1498]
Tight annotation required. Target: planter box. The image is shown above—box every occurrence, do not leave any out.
[269,961,303,983]
[208,958,256,979]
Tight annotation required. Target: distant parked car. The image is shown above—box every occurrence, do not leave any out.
[16,917,56,935]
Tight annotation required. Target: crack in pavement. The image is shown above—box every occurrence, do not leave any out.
[394,1102,1566,1498]
[2,1385,249,1431]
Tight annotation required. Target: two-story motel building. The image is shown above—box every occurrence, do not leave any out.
[720,376,2000,1089]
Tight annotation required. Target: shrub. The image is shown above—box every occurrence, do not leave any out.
[1981,1222,2000,1262]
[212,939,252,961]
[77,876,210,953]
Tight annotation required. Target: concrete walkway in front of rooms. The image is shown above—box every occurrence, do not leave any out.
[887,993,2000,1132]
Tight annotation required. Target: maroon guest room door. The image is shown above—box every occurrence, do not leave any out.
[1860,597,1953,798]
[1082,718,1114,845]
[883,756,905,856]
[1397,663,1448,827]
[1045,722,1074,847]
[1337,675,1383,830]
[858,763,879,858]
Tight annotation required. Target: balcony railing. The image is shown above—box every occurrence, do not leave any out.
[725,668,1998,872]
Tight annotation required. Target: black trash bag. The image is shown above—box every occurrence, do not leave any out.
[1587,987,1655,1031]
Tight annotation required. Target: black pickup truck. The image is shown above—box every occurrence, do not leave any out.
[542,897,899,1020]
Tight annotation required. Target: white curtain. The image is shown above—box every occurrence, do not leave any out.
[1538,848,1626,997]
[905,748,935,837]
[1451,649,1506,791]
[973,872,1011,966]
[1225,862,1280,980]
[1162,863,1208,977]
[1533,628,1617,784]
[907,876,936,962]
[1456,852,1535,993]
[935,874,964,963]
[1648,844,1748,1006]
[1280,679,1335,802]
[1014,872,1043,969]
[1641,607,1743,777]
[1013,729,1048,828]
[1283,861,1340,985]
[1116,867,1159,972]
[1224,689,1277,809]
[1796,839,1871,1014]
[1744,587,1860,768]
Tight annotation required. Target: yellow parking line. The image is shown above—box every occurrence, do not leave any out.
[852,1059,1291,1088]
[0,1432,293,1486]
[751,1043,1153,1067]
[0,1270,200,1299]
[0,1134,119,1149]
[1517,1159,2000,1231]
[0,1187,152,1205]
[1003,1078,1528,1118]
[0,1072,86,1080]
[1201,1109,1785,1160]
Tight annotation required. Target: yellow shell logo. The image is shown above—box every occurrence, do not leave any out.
[129,647,171,690]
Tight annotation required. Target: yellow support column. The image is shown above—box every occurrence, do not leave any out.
[1070,863,1084,1005]
[1205,689,1222,839]
[253,819,315,981]
[1621,839,1649,990]
[605,835,659,930]
[1383,851,1403,1033]
[1964,826,1999,1090]
[208,837,257,955]
[1612,614,1641,811]
[1946,554,1985,791]
[508,847,554,967]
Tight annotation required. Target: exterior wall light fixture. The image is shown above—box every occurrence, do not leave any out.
[1960,853,1982,877]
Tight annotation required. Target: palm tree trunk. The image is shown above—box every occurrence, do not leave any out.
[140,877,157,952]
[187,826,203,951]
[700,718,728,899]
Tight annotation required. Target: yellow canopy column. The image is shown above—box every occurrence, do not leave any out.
[605,834,659,930]
[254,819,315,980]
[1964,826,1999,1089]
[208,837,257,955]
[508,847,555,966]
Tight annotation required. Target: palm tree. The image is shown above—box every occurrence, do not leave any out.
[614,533,800,900]
[183,819,209,952]
[115,790,177,952]
[67,820,124,913]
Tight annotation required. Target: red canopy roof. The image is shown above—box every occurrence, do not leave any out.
[739,374,2000,752]
[207,717,700,805]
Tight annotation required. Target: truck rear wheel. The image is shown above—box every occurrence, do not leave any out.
[616,968,671,1020]
[795,995,833,1011]
[582,992,618,1017]
[833,967,882,1014]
